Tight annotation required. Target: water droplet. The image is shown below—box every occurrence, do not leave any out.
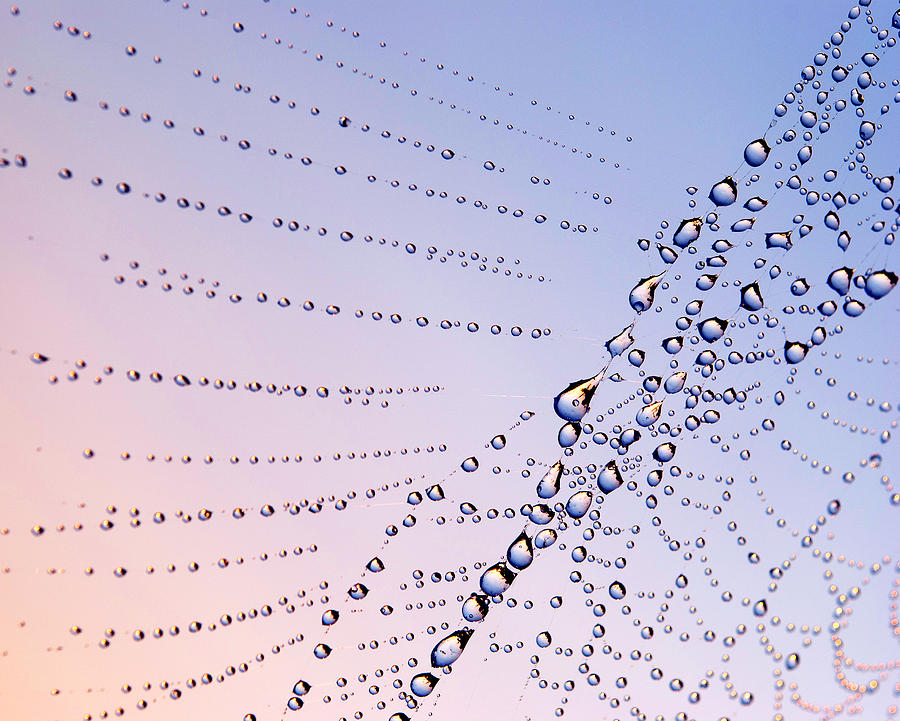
[598,461,623,494]
[740,282,764,311]
[506,532,534,570]
[744,138,771,166]
[480,562,515,596]
[672,218,702,248]
[554,373,603,422]
[565,491,592,519]
[629,272,666,313]
[461,594,490,622]
[536,461,564,499]
[430,628,472,667]
[709,177,737,206]
[461,456,479,472]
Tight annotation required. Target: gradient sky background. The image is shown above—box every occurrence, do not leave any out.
[1,1,898,720]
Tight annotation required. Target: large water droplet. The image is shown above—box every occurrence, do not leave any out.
[708,177,737,206]
[629,272,666,312]
[565,490,593,518]
[744,138,771,166]
[597,461,623,493]
[536,461,564,499]
[480,562,515,596]
[554,373,603,422]
[506,532,534,570]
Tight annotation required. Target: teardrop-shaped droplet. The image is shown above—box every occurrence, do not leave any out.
[827,267,853,295]
[744,137,771,167]
[506,531,534,570]
[461,456,479,472]
[606,323,635,356]
[661,336,684,354]
[410,673,439,697]
[765,231,792,250]
[672,218,702,248]
[597,460,623,494]
[565,490,593,518]
[708,176,737,206]
[430,628,472,668]
[536,461,564,499]
[313,643,332,659]
[652,443,677,462]
[864,270,897,299]
[698,317,728,342]
[528,504,555,525]
[629,272,666,313]
[740,282,764,311]
[657,243,678,264]
[554,372,603,422]
[348,583,369,599]
[784,341,809,364]
[480,562,515,596]
[744,196,768,211]
[461,594,490,622]
[558,421,582,448]
[636,401,663,427]
[534,529,557,548]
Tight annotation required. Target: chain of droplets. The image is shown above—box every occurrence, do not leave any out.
[790,376,896,440]
[29,54,608,234]
[33,351,441,404]
[72,625,309,719]
[2,143,553,288]
[34,10,624,221]
[105,256,549,339]
[77,441,447,466]
[262,4,634,145]
[197,73,618,212]
[41,156,556,284]
[11,535,313,581]
[3,67,558,281]
[136,1,635,159]
[196,6,634,168]
[21,471,436,551]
